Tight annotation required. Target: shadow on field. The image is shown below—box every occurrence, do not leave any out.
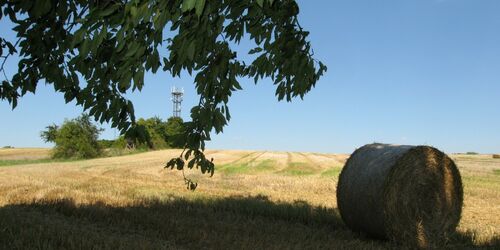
[0,195,498,249]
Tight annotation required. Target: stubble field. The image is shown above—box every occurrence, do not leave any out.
[0,148,499,249]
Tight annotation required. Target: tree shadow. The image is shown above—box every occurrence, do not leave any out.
[0,195,497,249]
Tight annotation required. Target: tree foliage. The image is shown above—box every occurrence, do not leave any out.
[138,117,167,149]
[41,114,103,159]
[124,116,186,149]
[165,117,186,148]
[0,0,326,181]
[40,124,59,143]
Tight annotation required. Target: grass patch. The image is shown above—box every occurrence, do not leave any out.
[218,160,276,175]
[321,167,343,177]
[277,162,317,176]
[462,174,500,194]
[0,158,65,167]
[0,148,154,167]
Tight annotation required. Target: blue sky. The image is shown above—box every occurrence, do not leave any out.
[1,0,499,153]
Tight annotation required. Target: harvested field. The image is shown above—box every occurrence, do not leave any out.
[0,147,50,160]
[0,149,498,249]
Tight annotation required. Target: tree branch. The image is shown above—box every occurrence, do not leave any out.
[0,38,21,82]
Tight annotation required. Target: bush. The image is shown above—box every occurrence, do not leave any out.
[41,114,103,159]
[97,139,116,149]
[112,137,128,149]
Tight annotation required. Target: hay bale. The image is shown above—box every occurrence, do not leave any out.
[493,154,500,159]
[337,143,463,248]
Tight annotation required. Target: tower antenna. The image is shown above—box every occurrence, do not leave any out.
[171,86,184,118]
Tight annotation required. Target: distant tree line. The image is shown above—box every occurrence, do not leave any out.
[41,114,185,159]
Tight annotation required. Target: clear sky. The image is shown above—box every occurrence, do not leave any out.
[1,0,499,153]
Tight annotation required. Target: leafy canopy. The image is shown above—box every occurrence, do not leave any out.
[0,0,326,183]
[40,124,59,143]
[136,117,169,149]
[165,117,187,148]
[124,116,186,149]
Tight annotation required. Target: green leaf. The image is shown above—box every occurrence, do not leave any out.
[125,43,140,58]
[127,101,134,115]
[151,49,160,73]
[33,1,52,17]
[249,47,262,54]
[5,41,16,54]
[256,0,264,7]
[195,0,206,16]
[133,68,144,90]
[187,41,195,61]
[99,4,119,17]
[182,0,196,12]
[130,6,138,18]
[96,27,107,47]
[176,158,185,170]
[188,158,196,169]
[165,158,176,169]
[79,39,90,58]
[118,77,131,93]
[71,29,85,49]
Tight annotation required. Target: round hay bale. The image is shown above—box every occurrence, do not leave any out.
[337,143,463,248]
[493,154,500,159]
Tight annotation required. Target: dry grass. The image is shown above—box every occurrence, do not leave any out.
[0,149,498,249]
[0,147,50,160]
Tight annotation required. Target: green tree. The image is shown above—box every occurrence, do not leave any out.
[165,117,186,148]
[124,123,152,149]
[124,116,186,149]
[0,0,326,179]
[139,117,169,149]
[127,117,168,149]
[40,124,59,143]
[41,114,103,159]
